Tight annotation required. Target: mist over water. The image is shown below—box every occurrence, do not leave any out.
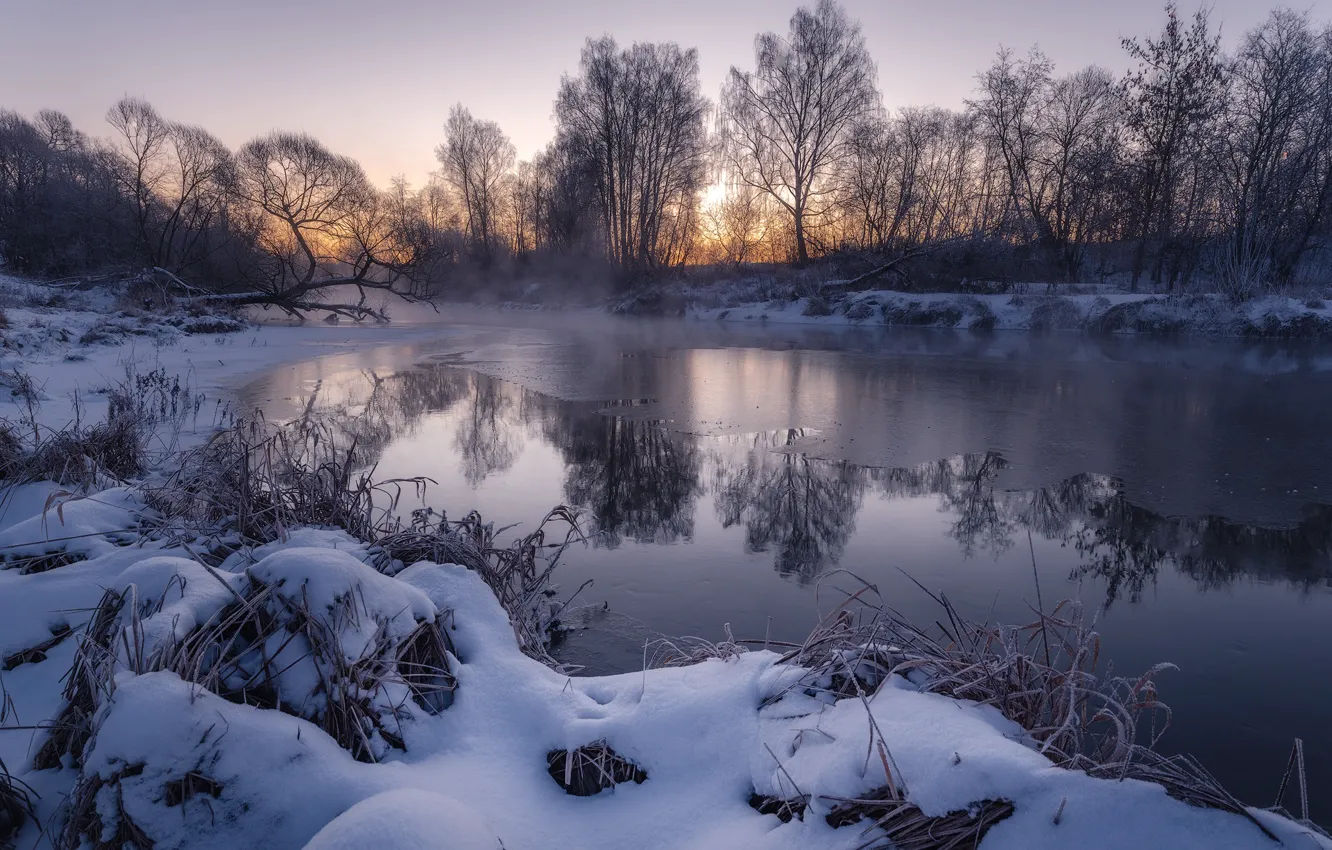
[240,314,1332,820]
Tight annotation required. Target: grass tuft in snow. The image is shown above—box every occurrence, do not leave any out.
[762,572,1173,767]
[822,790,1015,850]
[0,422,22,480]
[546,740,647,797]
[2,623,74,670]
[748,791,809,824]
[109,567,457,762]
[1,549,89,576]
[33,588,126,771]
[144,417,421,548]
[145,417,586,666]
[162,771,224,808]
[644,625,747,669]
[25,414,145,486]
[62,767,154,850]
[373,506,587,667]
[0,687,36,848]
[0,763,32,849]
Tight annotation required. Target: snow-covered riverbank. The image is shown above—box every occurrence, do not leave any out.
[0,280,450,446]
[1,293,1329,849]
[689,289,1332,337]
[3,519,1325,850]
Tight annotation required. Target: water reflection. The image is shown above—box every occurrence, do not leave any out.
[455,378,524,485]
[712,430,864,582]
[309,364,1331,603]
[554,415,700,548]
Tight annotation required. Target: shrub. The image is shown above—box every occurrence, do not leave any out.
[843,299,876,320]
[882,300,963,327]
[1028,297,1083,331]
[802,295,833,316]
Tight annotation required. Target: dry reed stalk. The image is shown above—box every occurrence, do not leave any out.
[0,754,35,847]
[33,588,125,770]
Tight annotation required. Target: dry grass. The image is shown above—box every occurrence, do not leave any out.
[372,505,586,665]
[0,673,36,847]
[823,790,1015,850]
[2,623,74,670]
[761,571,1173,768]
[147,418,586,665]
[62,768,154,850]
[144,416,420,547]
[644,625,747,669]
[33,589,125,770]
[749,791,809,824]
[24,414,146,486]
[0,422,21,480]
[110,571,458,763]
[546,740,647,796]
[745,569,1308,841]
[0,754,36,848]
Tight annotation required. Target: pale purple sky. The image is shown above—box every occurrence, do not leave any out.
[1,0,1322,186]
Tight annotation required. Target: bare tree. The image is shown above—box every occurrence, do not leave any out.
[221,132,435,319]
[106,97,173,261]
[1213,9,1332,296]
[841,115,912,250]
[719,0,878,264]
[971,52,1121,280]
[1121,4,1226,290]
[437,105,515,261]
[1037,66,1121,279]
[507,160,541,256]
[556,37,709,274]
[152,123,232,272]
[702,184,770,265]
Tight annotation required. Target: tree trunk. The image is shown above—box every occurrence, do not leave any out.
[793,210,808,265]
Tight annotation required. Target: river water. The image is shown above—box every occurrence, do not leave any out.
[241,309,1332,821]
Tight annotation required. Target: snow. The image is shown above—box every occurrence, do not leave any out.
[0,486,144,563]
[112,556,243,658]
[303,789,502,850]
[249,546,437,659]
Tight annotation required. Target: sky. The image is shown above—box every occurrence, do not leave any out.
[2,0,1325,187]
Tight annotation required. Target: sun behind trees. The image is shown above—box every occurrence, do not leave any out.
[3,1,1332,313]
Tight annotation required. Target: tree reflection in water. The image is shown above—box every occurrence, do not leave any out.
[712,430,864,583]
[453,377,524,486]
[308,364,1332,605]
[554,414,701,548]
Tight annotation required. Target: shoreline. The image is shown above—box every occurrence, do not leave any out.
[623,287,1332,339]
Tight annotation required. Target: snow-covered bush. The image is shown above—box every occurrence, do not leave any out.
[39,548,457,777]
[1028,296,1084,330]
[802,295,833,316]
[882,300,964,327]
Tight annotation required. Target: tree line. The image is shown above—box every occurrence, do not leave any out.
[3,1,1332,313]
